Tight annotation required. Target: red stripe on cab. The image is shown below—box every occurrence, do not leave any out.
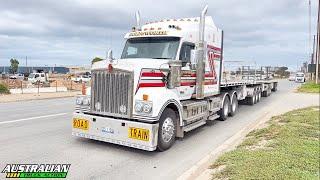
[141,72,165,77]
[138,82,166,88]
[207,44,221,51]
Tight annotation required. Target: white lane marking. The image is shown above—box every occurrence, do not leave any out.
[0,113,68,125]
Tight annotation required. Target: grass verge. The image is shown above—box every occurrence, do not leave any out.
[297,82,320,93]
[211,106,320,180]
[0,83,10,94]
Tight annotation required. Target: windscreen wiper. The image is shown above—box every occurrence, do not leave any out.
[151,57,172,59]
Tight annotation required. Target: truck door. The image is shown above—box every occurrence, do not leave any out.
[178,42,196,100]
[179,42,195,67]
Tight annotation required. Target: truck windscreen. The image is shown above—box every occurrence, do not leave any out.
[121,37,180,59]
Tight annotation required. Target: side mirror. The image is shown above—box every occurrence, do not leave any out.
[107,50,114,62]
[190,49,201,70]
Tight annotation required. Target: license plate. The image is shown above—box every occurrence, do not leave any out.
[128,127,149,141]
[73,118,89,130]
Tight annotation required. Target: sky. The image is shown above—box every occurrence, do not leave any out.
[0,0,319,70]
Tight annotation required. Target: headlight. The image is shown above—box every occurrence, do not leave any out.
[76,96,90,106]
[82,97,90,105]
[135,101,152,114]
[134,102,143,112]
[76,97,83,105]
[143,104,152,113]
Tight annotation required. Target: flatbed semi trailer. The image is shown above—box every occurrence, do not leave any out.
[72,6,278,151]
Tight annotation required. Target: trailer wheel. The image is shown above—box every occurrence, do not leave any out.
[272,83,278,92]
[254,92,259,104]
[257,92,261,102]
[229,95,238,117]
[218,96,230,121]
[157,108,177,151]
[262,91,267,97]
[247,94,255,105]
[267,89,271,96]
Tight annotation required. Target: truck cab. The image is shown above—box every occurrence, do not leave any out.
[72,6,277,151]
[295,72,305,83]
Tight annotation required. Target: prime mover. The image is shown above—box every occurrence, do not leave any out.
[72,6,278,151]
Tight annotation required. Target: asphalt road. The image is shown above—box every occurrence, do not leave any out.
[0,80,318,180]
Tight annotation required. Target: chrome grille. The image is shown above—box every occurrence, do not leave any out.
[91,69,134,118]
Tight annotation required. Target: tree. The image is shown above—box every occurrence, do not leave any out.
[9,58,19,74]
[91,57,103,64]
[275,66,290,78]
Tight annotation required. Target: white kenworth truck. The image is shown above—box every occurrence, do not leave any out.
[72,6,278,151]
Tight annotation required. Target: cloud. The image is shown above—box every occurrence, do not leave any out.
[0,0,318,70]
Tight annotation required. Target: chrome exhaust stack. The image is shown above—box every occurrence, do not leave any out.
[199,5,208,43]
[135,11,141,30]
[195,5,208,99]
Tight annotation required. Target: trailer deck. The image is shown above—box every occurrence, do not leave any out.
[220,80,277,87]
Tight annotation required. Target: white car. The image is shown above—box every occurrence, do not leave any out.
[28,73,47,83]
[72,75,91,83]
[9,73,24,80]
[288,75,295,81]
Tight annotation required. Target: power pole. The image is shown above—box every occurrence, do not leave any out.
[308,0,311,57]
[25,56,28,73]
[316,0,320,84]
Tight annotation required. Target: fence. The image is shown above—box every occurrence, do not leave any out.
[0,78,90,94]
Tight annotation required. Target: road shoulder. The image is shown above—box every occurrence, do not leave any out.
[178,92,319,180]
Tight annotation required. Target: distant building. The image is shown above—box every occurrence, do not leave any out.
[0,66,69,74]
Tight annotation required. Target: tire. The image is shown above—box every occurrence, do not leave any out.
[262,91,267,97]
[229,95,238,117]
[257,92,261,102]
[218,96,230,121]
[267,89,271,96]
[157,108,177,151]
[248,94,255,106]
[272,84,278,92]
[254,92,259,104]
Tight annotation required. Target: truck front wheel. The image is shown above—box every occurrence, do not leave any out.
[157,108,177,151]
